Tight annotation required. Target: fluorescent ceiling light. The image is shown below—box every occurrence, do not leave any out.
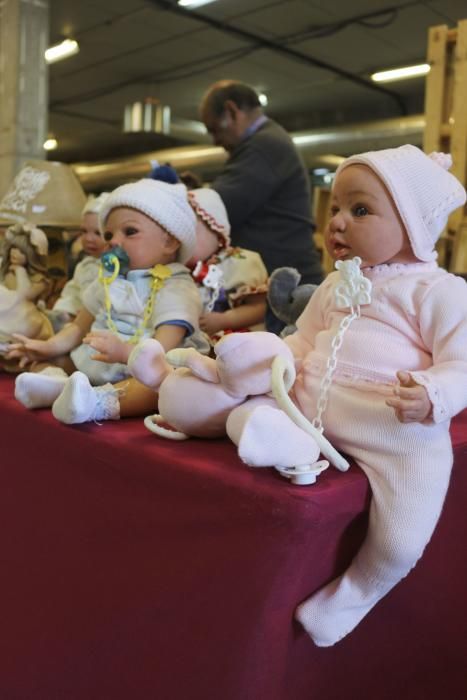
[45,39,79,64]
[43,138,58,151]
[178,0,218,8]
[371,63,430,83]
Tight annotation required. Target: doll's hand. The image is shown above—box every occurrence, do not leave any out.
[385,371,432,423]
[199,312,226,336]
[5,334,53,368]
[83,329,132,364]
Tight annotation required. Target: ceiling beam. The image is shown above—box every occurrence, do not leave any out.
[148,0,407,114]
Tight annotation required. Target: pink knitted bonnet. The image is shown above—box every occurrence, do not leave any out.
[336,144,467,262]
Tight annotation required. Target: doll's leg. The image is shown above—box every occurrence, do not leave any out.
[116,378,157,417]
[15,366,69,408]
[227,397,320,468]
[51,373,157,424]
[296,424,453,646]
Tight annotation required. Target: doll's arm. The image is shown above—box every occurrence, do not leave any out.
[406,276,467,422]
[200,294,267,335]
[154,323,187,352]
[6,308,94,367]
[83,329,132,364]
[283,277,328,365]
[84,323,188,365]
[385,371,432,423]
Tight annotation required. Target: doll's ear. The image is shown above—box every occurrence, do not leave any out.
[164,233,181,258]
[166,348,220,383]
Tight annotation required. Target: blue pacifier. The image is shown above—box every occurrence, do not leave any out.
[100,246,130,278]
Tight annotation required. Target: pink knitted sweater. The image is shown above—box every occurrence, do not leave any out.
[285,262,467,425]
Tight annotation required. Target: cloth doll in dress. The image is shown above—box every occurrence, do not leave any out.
[0,224,53,371]
[0,223,51,303]
[186,188,268,339]
[10,179,204,424]
[128,145,467,647]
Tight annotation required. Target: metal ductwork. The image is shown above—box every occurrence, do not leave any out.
[72,114,425,192]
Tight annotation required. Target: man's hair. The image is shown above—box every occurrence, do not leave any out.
[203,81,261,117]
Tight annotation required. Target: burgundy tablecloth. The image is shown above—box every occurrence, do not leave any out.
[0,374,466,700]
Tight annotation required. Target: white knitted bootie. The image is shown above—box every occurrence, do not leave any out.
[52,371,120,424]
[15,366,68,409]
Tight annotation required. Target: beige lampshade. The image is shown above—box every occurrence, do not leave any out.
[0,160,86,228]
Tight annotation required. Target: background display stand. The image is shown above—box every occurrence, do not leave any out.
[424,19,467,273]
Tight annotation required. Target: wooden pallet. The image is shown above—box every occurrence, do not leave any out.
[424,20,467,272]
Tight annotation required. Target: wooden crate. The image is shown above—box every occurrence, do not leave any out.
[424,20,467,273]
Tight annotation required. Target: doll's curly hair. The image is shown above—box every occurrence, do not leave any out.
[0,223,49,281]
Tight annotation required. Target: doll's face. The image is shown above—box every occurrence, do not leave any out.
[185,219,221,268]
[325,164,417,268]
[103,207,180,270]
[9,246,27,267]
[80,212,107,258]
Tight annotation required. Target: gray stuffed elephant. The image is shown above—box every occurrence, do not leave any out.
[267,267,318,337]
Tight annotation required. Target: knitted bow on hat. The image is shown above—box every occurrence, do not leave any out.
[6,223,48,256]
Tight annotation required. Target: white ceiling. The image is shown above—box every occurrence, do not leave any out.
[47,0,467,163]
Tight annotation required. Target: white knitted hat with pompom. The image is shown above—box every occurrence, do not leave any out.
[336,144,466,262]
[99,179,196,264]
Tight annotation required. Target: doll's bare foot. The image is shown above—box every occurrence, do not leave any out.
[226,399,320,468]
[15,366,68,409]
[52,372,120,424]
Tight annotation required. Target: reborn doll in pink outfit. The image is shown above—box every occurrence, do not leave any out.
[128,144,467,647]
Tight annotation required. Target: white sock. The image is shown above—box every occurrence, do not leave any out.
[15,366,68,409]
[52,371,120,424]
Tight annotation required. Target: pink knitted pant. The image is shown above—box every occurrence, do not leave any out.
[228,381,453,646]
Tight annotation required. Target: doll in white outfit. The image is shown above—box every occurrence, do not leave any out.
[49,193,109,330]
[10,179,202,423]
[223,145,467,646]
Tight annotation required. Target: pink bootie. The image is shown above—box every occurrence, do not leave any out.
[227,398,320,468]
[128,338,172,391]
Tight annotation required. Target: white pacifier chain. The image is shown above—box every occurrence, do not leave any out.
[271,257,372,485]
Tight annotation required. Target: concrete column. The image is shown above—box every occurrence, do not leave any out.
[0,0,49,198]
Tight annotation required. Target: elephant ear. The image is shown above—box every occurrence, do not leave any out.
[268,267,318,326]
[166,348,220,383]
[268,267,302,325]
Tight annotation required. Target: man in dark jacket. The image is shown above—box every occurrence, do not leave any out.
[201,80,323,296]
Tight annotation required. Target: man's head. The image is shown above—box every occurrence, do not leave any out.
[200,80,263,152]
